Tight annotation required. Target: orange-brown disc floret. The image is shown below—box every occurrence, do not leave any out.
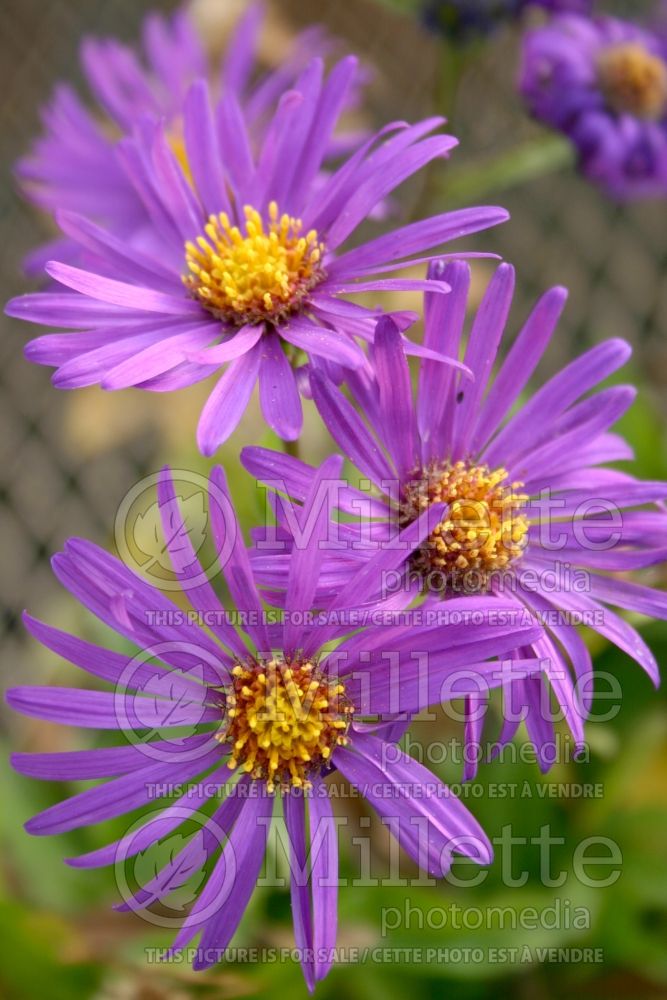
[218,657,354,793]
[598,42,667,120]
[400,460,529,593]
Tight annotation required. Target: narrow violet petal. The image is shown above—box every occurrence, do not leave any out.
[197,342,262,456]
[22,750,221,835]
[309,783,338,982]
[451,264,515,461]
[284,792,315,992]
[45,262,201,316]
[280,317,366,370]
[310,370,394,488]
[373,316,418,481]
[284,454,344,654]
[259,332,303,441]
[191,790,274,967]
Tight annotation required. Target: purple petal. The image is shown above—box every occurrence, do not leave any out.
[324,134,459,249]
[462,691,489,783]
[373,316,418,481]
[117,773,250,912]
[197,342,262,455]
[259,332,303,440]
[280,317,366,369]
[22,612,215,696]
[45,262,200,316]
[11,741,208,780]
[189,790,274,966]
[522,566,660,685]
[7,293,138,328]
[52,538,228,677]
[184,79,231,218]
[309,783,338,982]
[326,277,451,296]
[335,733,492,875]
[70,761,236,870]
[209,465,271,652]
[241,446,390,520]
[419,260,471,463]
[451,264,515,460]
[217,92,255,200]
[508,385,636,483]
[310,370,394,488]
[55,210,177,288]
[101,323,220,389]
[289,56,359,210]
[284,454,344,654]
[470,285,568,454]
[483,339,632,469]
[156,467,249,660]
[284,792,315,992]
[6,685,219,730]
[191,323,264,365]
[150,121,203,241]
[22,750,221,836]
[328,207,509,277]
[221,2,263,94]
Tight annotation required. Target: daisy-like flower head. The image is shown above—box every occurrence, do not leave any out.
[17,3,342,273]
[520,13,667,199]
[244,260,667,777]
[7,59,508,452]
[6,465,543,988]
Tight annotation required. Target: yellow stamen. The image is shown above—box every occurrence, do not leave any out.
[183,201,326,326]
[400,460,529,593]
[598,42,667,120]
[219,656,353,793]
[168,129,194,186]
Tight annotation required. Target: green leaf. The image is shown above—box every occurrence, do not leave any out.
[439,135,575,207]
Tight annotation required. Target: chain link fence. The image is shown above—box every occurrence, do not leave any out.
[1,0,665,672]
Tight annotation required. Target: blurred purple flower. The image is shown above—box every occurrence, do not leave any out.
[520,13,667,199]
[16,3,346,275]
[421,0,592,42]
[5,466,542,987]
[7,59,507,453]
[244,261,667,776]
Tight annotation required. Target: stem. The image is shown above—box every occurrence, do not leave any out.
[412,40,471,221]
[437,134,575,208]
[284,438,301,460]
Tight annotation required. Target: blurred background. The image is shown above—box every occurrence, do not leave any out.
[1,0,667,997]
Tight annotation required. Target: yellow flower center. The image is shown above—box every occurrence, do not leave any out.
[168,128,193,186]
[400,461,529,594]
[183,202,326,327]
[219,657,353,793]
[598,42,667,120]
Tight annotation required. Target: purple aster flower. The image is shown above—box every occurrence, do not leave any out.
[520,13,667,199]
[6,465,543,987]
[243,261,667,776]
[17,3,344,274]
[6,60,508,452]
